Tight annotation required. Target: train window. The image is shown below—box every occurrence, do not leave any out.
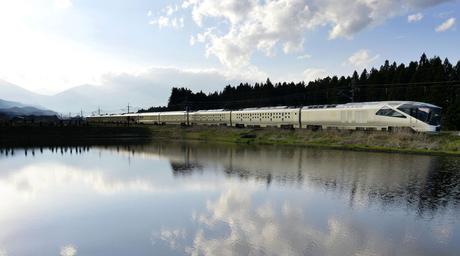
[398,104,441,125]
[376,107,406,118]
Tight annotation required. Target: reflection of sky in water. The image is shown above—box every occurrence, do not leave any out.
[0,143,459,255]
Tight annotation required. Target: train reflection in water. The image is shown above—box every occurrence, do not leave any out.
[2,142,460,255]
[2,142,459,217]
[90,142,460,218]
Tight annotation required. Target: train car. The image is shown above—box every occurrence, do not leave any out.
[86,101,441,132]
[190,109,231,126]
[301,101,441,132]
[86,113,138,124]
[86,114,122,124]
[231,106,301,128]
[137,112,160,125]
[159,111,188,125]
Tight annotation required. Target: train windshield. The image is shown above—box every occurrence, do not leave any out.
[397,104,442,126]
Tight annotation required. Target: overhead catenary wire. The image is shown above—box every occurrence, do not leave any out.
[89,80,460,114]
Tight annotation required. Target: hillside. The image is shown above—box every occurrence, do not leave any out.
[0,98,57,118]
[0,68,235,115]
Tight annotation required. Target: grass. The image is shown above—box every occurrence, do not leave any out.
[1,124,459,156]
[148,125,460,156]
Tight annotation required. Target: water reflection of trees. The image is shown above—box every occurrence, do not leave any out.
[121,142,460,218]
[2,142,460,217]
[0,146,92,157]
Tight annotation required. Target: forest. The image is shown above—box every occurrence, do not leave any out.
[139,54,460,130]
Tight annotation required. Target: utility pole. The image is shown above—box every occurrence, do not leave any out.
[186,105,190,126]
[351,79,356,103]
[80,109,83,118]
[98,107,101,116]
[185,96,189,126]
[127,103,131,126]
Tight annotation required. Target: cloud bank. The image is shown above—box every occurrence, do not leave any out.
[177,0,451,70]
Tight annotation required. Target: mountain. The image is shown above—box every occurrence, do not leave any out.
[0,68,235,114]
[0,106,57,117]
[0,98,27,109]
[0,98,57,118]
[0,79,47,106]
[0,79,164,115]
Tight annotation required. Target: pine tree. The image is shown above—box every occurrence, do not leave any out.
[147,54,460,129]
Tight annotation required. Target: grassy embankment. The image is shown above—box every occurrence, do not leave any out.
[1,124,460,155]
[149,125,460,156]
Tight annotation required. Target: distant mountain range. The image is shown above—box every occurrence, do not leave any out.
[0,98,57,118]
[0,68,236,115]
[0,79,155,115]
[0,80,185,115]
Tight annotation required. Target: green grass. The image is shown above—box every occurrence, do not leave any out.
[148,125,460,156]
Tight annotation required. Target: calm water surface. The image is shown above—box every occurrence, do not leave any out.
[0,142,460,256]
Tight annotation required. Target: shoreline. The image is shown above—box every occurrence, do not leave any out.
[148,125,460,156]
[1,125,459,156]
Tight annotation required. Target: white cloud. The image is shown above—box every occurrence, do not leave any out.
[147,10,152,17]
[165,4,179,16]
[297,54,312,60]
[190,35,196,45]
[0,28,139,95]
[149,4,185,29]
[435,17,456,32]
[152,228,187,250]
[60,245,77,256]
[408,13,423,23]
[54,0,72,9]
[0,0,143,95]
[158,16,170,28]
[150,16,185,29]
[302,68,327,82]
[175,0,451,71]
[347,49,380,69]
[156,186,439,256]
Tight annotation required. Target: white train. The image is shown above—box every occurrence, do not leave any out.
[86,101,442,132]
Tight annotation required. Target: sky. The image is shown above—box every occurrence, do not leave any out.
[0,0,458,95]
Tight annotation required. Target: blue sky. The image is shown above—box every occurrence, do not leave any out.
[0,0,458,95]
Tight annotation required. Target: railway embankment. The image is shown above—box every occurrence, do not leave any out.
[149,125,460,156]
[1,124,460,156]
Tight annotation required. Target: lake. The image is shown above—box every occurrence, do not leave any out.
[0,142,459,256]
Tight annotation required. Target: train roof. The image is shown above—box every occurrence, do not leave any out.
[302,101,440,109]
[335,101,440,109]
[158,111,187,115]
[193,109,227,113]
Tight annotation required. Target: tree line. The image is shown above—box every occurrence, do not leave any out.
[139,54,460,129]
